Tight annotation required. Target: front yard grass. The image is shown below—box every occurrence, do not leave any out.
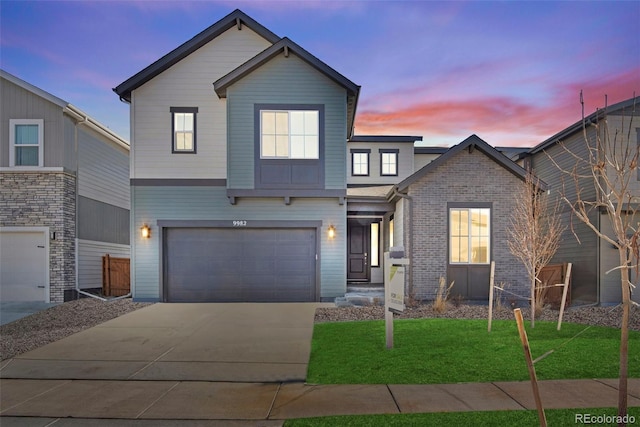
[307,318,640,384]
[284,407,640,426]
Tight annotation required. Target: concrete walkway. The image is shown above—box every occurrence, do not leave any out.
[0,302,60,326]
[1,303,639,424]
[1,378,639,424]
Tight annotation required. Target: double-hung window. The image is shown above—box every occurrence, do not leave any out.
[351,149,370,176]
[380,149,398,176]
[450,208,490,264]
[260,110,319,159]
[10,119,44,167]
[171,107,198,153]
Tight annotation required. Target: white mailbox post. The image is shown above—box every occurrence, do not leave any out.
[384,248,409,349]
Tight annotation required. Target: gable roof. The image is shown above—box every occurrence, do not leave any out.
[214,37,361,138]
[391,134,543,196]
[2,69,129,149]
[113,9,280,102]
[529,96,639,155]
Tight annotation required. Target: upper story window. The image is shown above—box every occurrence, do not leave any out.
[260,110,319,159]
[171,107,198,153]
[351,149,370,176]
[450,208,491,264]
[380,149,398,176]
[9,119,44,167]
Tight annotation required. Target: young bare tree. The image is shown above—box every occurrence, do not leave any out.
[548,93,639,423]
[507,169,564,327]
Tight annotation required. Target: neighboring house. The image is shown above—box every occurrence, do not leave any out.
[527,96,640,305]
[0,70,130,303]
[113,9,538,303]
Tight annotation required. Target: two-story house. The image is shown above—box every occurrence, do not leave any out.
[114,9,537,303]
[0,70,130,303]
[527,96,640,305]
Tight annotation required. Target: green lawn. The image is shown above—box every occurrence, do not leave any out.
[284,407,640,426]
[307,318,640,384]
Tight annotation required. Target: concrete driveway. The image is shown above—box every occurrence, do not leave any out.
[0,303,331,382]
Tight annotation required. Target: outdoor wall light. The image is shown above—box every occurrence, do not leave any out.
[141,224,151,239]
[328,225,336,239]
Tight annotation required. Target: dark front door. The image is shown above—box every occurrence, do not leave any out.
[347,219,370,282]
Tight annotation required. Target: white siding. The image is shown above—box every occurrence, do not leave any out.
[414,153,442,171]
[347,142,415,185]
[131,27,272,179]
[77,239,130,290]
[78,127,130,209]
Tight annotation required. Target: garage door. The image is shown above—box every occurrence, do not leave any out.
[164,228,317,302]
[0,230,48,302]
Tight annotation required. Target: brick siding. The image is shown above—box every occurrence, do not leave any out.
[405,149,528,301]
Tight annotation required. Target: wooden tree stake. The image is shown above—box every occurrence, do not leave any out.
[557,263,572,331]
[514,308,547,427]
[488,261,495,332]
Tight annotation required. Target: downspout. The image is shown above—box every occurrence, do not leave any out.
[67,107,131,301]
[392,187,414,300]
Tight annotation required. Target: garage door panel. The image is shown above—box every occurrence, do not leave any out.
[164,227,317,302]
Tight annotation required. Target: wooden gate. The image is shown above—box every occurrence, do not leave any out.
[102,254,130,297]
[538,263,571,308]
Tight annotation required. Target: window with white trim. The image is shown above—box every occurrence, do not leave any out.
[261,110,319,159]
[9,119,44,167]
[449,208,490,264]
[171,107,197,153]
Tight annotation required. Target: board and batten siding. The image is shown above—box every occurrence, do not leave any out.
[78,126,130,209]
[0,77,65,168]
[226,53,347,190]
[347,142,414,185]
[130,26,272,180]
[78,239,130,290]
[131,186,346,301]
[530,132,599,303]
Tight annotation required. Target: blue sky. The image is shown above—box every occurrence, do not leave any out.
[1,0,638,147]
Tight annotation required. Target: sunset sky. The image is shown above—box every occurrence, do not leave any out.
[1,1,638,147]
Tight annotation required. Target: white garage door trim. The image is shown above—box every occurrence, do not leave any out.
[0,226,50,303]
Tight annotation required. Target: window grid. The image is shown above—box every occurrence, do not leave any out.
[10,119,43,167]
[171,107,198,154]
[449,208,490,264]
[380,151,398,176]
[261,110,319,159]
[352,152,369,176]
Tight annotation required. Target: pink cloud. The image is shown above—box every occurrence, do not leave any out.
[355,67,640,147]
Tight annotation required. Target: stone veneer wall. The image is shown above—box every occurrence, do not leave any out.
[405,149,528,301]
[0,172,76,302]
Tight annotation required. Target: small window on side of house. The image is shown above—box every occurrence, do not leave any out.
[351,149,370,176]
[9,119,44,167]
[171,107,198,153]
[380,149,398,176]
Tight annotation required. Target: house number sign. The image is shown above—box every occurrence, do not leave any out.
[232,220,248,227]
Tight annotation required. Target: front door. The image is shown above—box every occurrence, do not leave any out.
[347,219,370,282]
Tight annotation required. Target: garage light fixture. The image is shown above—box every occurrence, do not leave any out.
[328,225,336,239]
[141,224,151,239]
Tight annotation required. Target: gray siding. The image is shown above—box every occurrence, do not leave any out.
[78,196,130,245]
[0,78,66,168]
[531,127,604,304]
[78,239,130,290]
[131,186,346,301]
[78,126,130,209]
[226,53,347,190]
